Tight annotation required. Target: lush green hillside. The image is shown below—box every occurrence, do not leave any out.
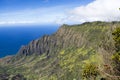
[0,21,120,80]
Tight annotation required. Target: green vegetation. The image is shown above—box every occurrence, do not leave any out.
[58,47,103,80]
[82,63,99,80]
[0,21,120,80]
[112,27,120,75]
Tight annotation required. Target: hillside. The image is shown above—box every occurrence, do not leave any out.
[0,21,120,80]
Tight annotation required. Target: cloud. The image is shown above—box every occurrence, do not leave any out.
[63,0,120,23]
[0,21,36,25]
[0,6,66,26]
[1,0,120,26]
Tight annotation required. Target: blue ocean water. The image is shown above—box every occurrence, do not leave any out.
[0,25,60,58]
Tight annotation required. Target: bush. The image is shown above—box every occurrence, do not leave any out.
[112,27,120,75]
[82,63,99,80]
[112,27,120,52]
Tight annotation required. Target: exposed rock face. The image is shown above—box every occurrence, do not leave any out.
[17,35,58,56]
[0,56,12,65]
[16,22,116,58]
[3,21,117,64]
[17,25,85,57]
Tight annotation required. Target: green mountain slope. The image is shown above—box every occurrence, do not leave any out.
[0,21,120,80]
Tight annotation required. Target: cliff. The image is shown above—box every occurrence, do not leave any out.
[0,21,120,80]
[15,22,115,57]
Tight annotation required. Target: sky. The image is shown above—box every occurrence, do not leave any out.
[0,0,120,26]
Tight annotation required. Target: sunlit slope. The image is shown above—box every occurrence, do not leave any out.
[0,21,120,80]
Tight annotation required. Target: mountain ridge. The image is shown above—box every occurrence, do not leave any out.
[0,21,120,80]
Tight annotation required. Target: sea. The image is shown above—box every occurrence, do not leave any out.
[0,25,60,58]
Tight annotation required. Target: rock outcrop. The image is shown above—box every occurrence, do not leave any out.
[16,22,116,58]
[17,25,86,57]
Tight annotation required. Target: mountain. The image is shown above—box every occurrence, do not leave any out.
[0,21,120,80]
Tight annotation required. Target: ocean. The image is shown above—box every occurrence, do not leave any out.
[0,25,60,58]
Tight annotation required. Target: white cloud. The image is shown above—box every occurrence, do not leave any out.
[1,0,120,26]
[0,21,35,25]
[63,0,120,23]
[0,6,66,26]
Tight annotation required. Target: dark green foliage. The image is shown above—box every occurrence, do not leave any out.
[112,27,120,75]
[0,73,26,80]
[112,27,120,51]
[100,78,106,80]
[82,63,99,80]
[11,74,26,80]
[0,73,9,80]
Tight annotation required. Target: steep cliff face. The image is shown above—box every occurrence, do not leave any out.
[1,21,120,80]
[16,22,116,58]
[17,35,53,56]
[16,25,87,57]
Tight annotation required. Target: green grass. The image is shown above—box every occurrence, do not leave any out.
[1,21,120,80]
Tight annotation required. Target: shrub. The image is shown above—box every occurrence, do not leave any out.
[112,27,120,75]
[82,63,99,80]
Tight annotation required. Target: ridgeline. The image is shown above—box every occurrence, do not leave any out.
[0,21,120,80]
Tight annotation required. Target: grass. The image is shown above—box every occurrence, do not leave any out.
[1,21,120,80]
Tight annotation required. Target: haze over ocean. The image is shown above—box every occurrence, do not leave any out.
[0,25,59,58]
